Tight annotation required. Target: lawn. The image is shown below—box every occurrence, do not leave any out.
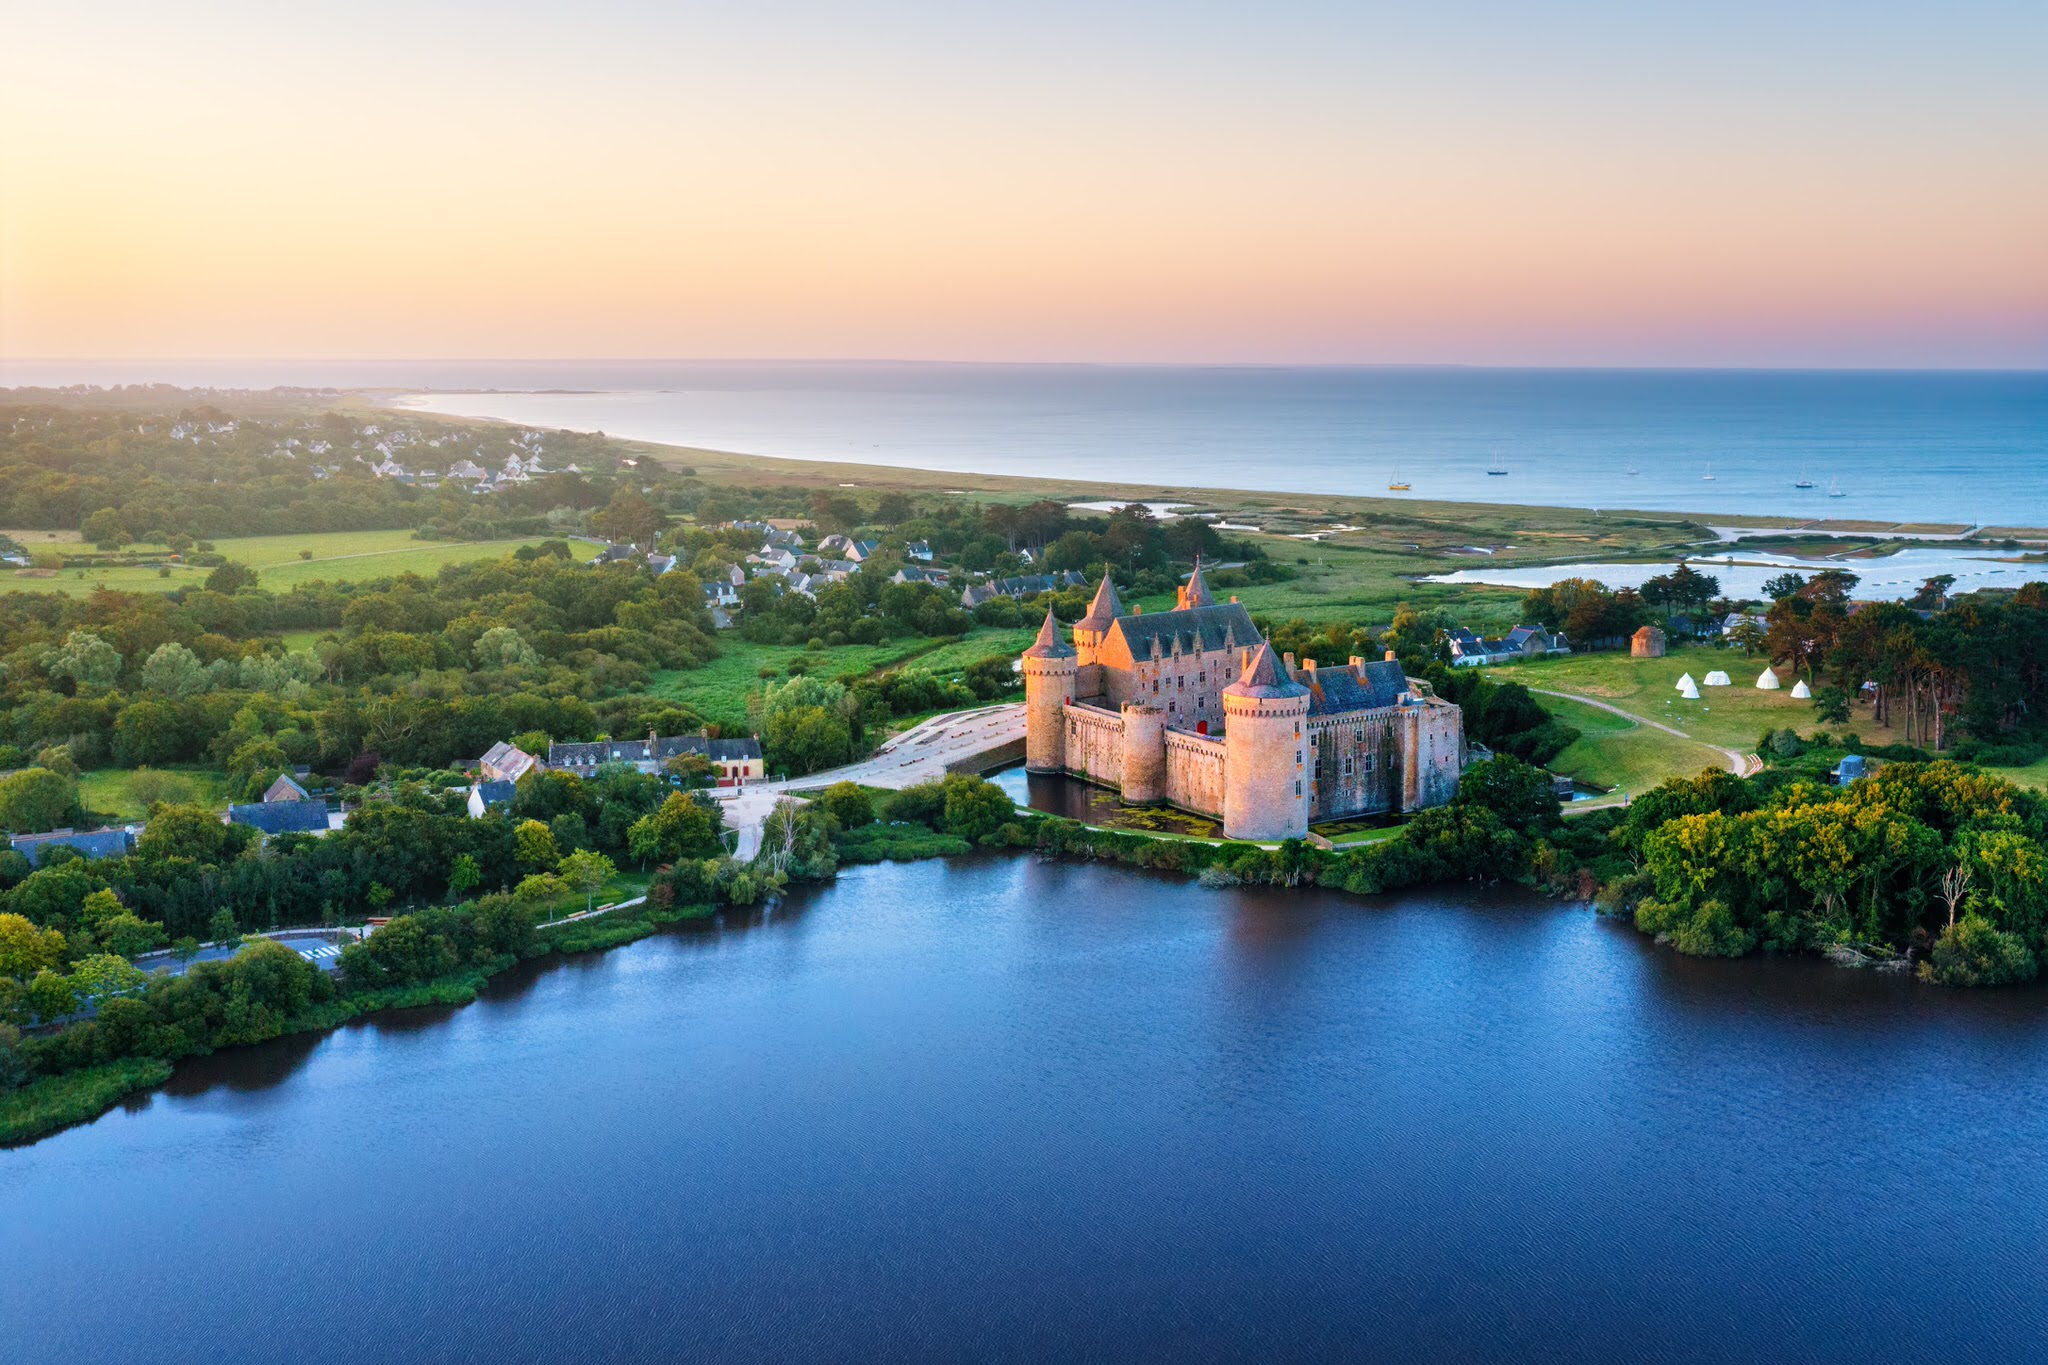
[76,766,238,822]
[0,531,603,598]
[1539,695,1731,794]
[1997,757,2048,793]
[1477,644,1902,751]
[648,626,1032,730]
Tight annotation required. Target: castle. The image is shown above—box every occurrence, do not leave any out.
[1022,567,1466,840]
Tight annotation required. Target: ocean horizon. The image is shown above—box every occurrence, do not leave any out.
[5,359,2044,525]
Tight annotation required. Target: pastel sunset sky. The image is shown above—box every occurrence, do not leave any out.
[3,0,2044,367]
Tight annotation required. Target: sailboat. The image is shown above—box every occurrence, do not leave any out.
[1625,465,1640,476]
[1827,478,1846,498]
[1387,461,1410,491]
[1486,458,1508,476]
[1702,464,1717,481]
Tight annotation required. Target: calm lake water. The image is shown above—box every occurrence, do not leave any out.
[6,857,2048,1363]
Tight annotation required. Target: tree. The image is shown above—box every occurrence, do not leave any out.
[205,561,259,594]
[47,630,122,692]
[1922,913,2037,987]
[0,913,67,980]
[115,700,186,766]
[940,774,1014,842]
[816,781,874,829]
[1762,573,1807,601]
[139,641,211,698]
[209,907,241,945]
[68,952,147,1006]
[0,768,79,834]
[598,488,666,546]
[473,626,539,668]
[448,853,482,900]
[1812,685,1852,724]
[81,507,130,550]
[557,849,616,914]
[138,803,243,864]
[626,792,724,866]
[514,819,560,872]
[1455,755,1560,827]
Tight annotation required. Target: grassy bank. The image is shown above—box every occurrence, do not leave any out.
[1540,694,1731,793]
[0,1059,176,1146]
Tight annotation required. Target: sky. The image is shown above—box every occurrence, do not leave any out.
[2,0,2044,369]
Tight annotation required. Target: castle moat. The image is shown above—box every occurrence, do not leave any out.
[9,856,2048,1363]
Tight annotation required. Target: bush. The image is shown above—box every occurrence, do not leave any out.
[1920,914,2038,987]
[815,782,874,829]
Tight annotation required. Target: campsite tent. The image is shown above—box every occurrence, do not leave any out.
[1756,667,1781,690]
[1675,673,1696,692]
[1704,671,1731,687]
[1790,680,1811,699]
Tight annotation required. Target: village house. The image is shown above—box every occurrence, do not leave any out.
[9,827,137,866]
[466,779,517,818]
[228,800,336,837]
[1448,625,1570,668]
[478,741,540,783]
[961,571,1086,609]
[545,734,765,787]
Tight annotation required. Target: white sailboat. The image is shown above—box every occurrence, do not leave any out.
[1827,478,1845,498]
[1702,463,1716,481]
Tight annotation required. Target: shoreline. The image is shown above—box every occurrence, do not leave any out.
[363,389,2048,544]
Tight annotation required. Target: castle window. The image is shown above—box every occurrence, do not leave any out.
[1342,756,1352,776]
[1295,780,1302,797]
[1363,753,1375,773]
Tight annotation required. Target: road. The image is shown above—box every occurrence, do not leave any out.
[135,927,363,977]
[716,704,1026,859]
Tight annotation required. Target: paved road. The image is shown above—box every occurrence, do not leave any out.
[137,927,363,977]
[715,704,1027,859]
[1531,687,1751,776]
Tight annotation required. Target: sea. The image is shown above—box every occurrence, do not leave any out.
[4,360,2043,527]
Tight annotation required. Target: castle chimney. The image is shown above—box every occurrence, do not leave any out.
[1302,658,1317,674]
[1283,652,1297,671]
[1384,649,1397,662]
[1230,595,1239,603]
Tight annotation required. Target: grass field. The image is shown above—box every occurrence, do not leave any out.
[1539,695,1731,793]
[1477,644,1902,751]
[650,626,1034,730]
[76,765,238,821]
[1998,757,2048,793]
[0,531,603,598]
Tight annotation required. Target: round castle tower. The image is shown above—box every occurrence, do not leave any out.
[1221,641,1311,841]
[1120,702,1166,804]
[1022,607,1076,772]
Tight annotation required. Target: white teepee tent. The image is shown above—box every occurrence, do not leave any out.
[1756,667,1781,690]
[1704,670,1731,687]
[1675,673,1696,692]
[1790,679,1811,699]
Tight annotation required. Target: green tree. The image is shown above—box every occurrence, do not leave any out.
[81,507,130,550]
[0,768,79,834]
[138,803,243,864]
[115,699,187,766]
[1455,755,1560,827]
[626,792,724,866]
[209,906,241,944]
[816,781,874,829]
[47,630,123,692]
[557,849,616,914]
[0,913,67,980]
[448,853,482,900]
[139,641,212,698]
[1922,913,2037,987]
[68,952,147,1006]
[205,561,259,594]
[514,819,560,872]
[473,626,540,668]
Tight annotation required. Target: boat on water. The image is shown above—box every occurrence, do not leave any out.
[1794,474,1816,489]
[1625,466,1640,476]
[1827,479,1846,498]
[1388,462,1410,491]
[1486,460,1508,476]
[1702,464,1716,481]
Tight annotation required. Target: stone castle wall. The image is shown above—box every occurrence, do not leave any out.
[1162,729,1227,817]
[1063,702,1127,790]
[1402,702,1466,810]
[1222,693,1310,841]
[1305,712,1403,820]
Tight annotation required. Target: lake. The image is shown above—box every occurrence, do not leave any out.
[6,855,2048,1363]
[1426,544,2048,601]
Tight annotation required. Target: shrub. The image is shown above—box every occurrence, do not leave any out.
[1920,914,2038,988]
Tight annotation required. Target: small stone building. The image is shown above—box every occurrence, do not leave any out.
[1631,625,1667,658]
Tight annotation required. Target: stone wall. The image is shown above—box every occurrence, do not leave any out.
[1306,711,1402,819]
[1103,646,1233,735]
[1162,728,1227,817]
[1063,702,1127,790]
[1401,700,1466,810]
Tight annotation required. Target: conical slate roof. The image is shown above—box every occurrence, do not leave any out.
[1178,560,1215,610]
[1224,642,1308,700]
[1021,606,1075,659]
[1075,573,1123,632]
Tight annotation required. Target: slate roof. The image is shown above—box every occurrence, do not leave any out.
[1022,607,1076,659]
[9,827,135,864]
[1074,574,1123,632]
[547,736,763,768]
[1302,659,1408,715]
[1106,600,1260,659]
[1223,642,1308,700]
[473,779,517,808]
[229,800,333,835]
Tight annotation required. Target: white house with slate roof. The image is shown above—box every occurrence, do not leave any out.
[1023,566,1465,840]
